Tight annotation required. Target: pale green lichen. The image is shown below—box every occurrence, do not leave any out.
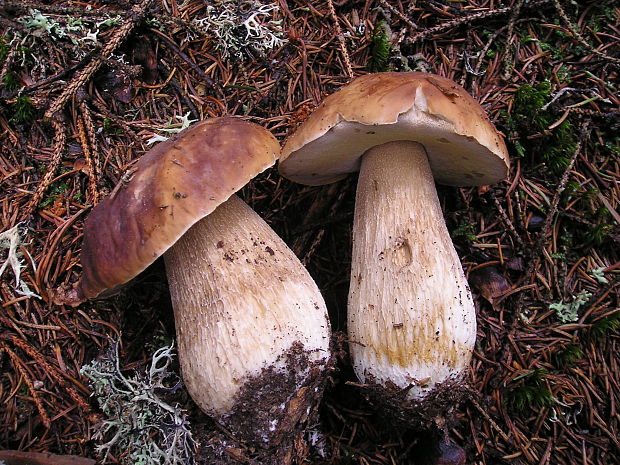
[146,112,198,145]
[81,341,195,465]
[18,9,120,46]
[550,291,592,323]
[8,7,121,83]
[0,224,40,299]
[588,267,609,284]
[192,0,286,61]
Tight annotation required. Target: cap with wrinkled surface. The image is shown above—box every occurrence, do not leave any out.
[65,117,279,302]
[279,72,509,186]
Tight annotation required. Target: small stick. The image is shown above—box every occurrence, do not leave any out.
[409,0,552,45]
[502,0,525,79]
[0,343,51,428]
[378,0,418,31]
[325,0,354,79]
[109,167,139,200]
[552,0,620,65]
[524,120,590,279]
[467,392,513,445]
[513,119,591,318]
[8,335,91,412]
[89,98,141,145]
[79,101,101,185]
[23,119,66,220]
[0,450,96,465]
[491,190,525,249]
[150,28,220,94]
[76,114,99,206]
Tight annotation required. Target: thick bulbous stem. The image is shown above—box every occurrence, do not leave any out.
[164,194,331,439]
[348,141,476,400]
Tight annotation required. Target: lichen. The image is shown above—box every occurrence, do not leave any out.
[80,341,195,465]
[550,290,592,323]
[0,224,39,299]
[192,0,286,62]
[147,112,198,145]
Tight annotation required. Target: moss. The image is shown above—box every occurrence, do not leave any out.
[0,36,9,63]
[589,312,620,340]
[451,221,477,242]
[505,369,554,413]
[554,345,583,368]
[38,180,69,208]
[10,96,35,124]
[2,72,21,91]
[514,82,552,116]
[509,82,577,176]
[367,21,391,72]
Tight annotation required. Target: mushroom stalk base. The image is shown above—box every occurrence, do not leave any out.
[348,141,476,401]
[163,194,330,448]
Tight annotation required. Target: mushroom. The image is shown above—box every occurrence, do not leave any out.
[55,117,331,453]
[278,72,509,404]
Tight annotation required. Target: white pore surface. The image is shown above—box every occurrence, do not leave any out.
[280,101,507,187]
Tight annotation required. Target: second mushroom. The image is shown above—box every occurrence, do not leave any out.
[279,72,509,406]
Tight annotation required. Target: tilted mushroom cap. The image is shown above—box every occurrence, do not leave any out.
[279,72,509,186]
[76,117,279,300]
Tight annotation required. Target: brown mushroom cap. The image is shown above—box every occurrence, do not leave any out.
[279,72,509,186]
[75,117,279,300]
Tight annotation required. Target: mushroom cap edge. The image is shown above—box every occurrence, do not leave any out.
[279,72,509,186]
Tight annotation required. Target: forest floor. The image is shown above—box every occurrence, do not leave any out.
[0,0,618,464]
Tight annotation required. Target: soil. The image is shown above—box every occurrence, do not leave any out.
[193,342,333,465]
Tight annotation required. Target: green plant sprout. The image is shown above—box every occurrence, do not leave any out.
[193,0,286,61]
[81,341,195,465]
[550,290,592,323]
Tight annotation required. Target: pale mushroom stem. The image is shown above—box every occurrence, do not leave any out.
[163,194,330,431]
[348,140,476,400]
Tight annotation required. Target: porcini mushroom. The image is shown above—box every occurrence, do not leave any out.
[55,117,331,454]
[279,72,509,404]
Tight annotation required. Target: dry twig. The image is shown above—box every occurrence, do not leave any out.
[325,0,354,79]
